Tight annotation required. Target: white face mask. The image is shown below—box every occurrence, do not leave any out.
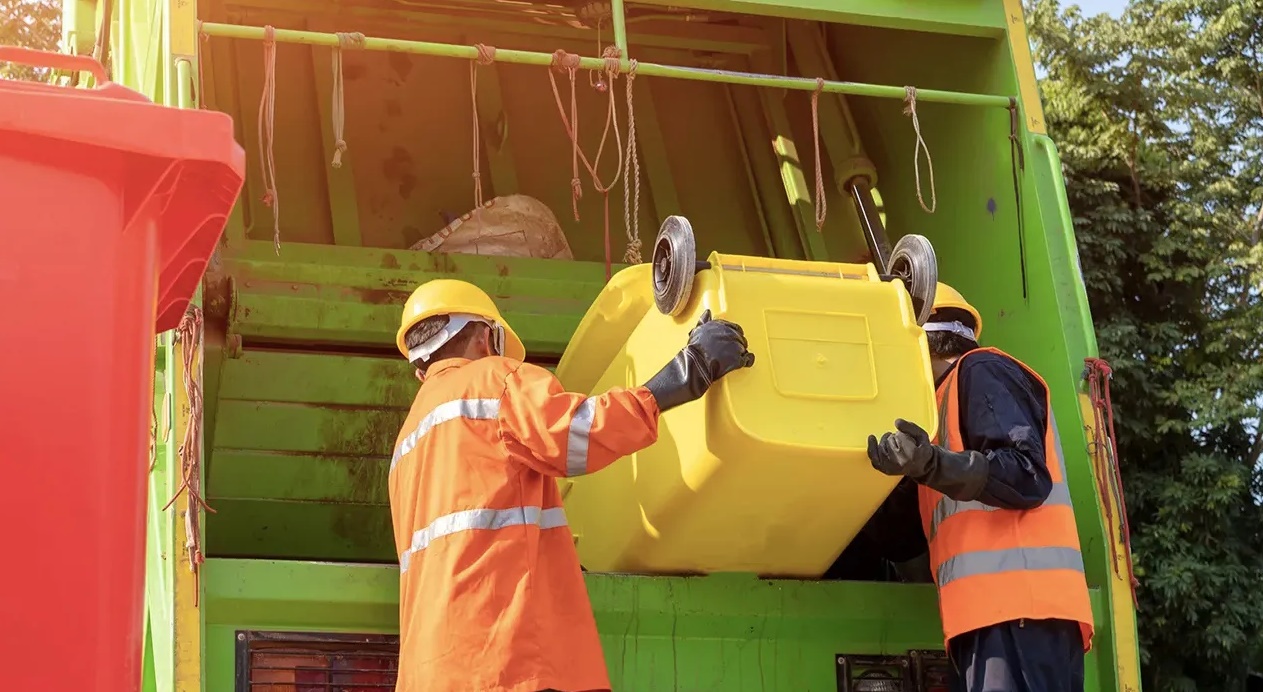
[923,320,977,341]
[406,313,506,364]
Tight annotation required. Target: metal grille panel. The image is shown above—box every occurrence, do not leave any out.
[236,631,399,691]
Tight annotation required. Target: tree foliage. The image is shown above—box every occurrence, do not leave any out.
[0,0,63,79]
[1028,1,1263,689]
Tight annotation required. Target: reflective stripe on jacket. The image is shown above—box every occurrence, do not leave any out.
[918,347,1095,651]
[388,356,660,692]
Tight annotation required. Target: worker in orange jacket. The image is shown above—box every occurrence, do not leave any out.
[388,279,754,692]
[866,283,1094,692]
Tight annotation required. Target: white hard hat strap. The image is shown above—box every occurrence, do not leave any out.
[406,313,504,363]
[924,320,977,341]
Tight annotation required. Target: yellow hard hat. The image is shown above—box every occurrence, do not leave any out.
[395,279,526,361]
[931,282,983,340]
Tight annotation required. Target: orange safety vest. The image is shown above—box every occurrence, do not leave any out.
[919,347,1095,651]
[388,356,660,692]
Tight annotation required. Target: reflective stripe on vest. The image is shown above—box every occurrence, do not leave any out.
[391,396,599,478]
[936,545,1086,588]
[391,398,501,472]
[399,505,569,572]
[928,416,1074,540]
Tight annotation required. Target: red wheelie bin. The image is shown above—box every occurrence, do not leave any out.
[0,47,244,690]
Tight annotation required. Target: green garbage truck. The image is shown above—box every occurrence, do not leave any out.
[58,0,1143,687]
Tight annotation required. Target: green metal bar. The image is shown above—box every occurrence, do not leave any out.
[611,0,629,56]
[198,22,1014,108]
[174,57,193,109]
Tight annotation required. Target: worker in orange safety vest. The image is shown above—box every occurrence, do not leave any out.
[865,283,1094,692]
[388,279,755,692]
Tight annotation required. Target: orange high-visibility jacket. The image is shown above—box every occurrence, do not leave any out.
[919,347,1095,650]
[388,356,660,692]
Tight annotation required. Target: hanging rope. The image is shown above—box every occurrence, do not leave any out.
[1008,99,1030,300]
[195,21,209,109]
[902,86,937,214]
[470,43,497,210]
[330,32,365,168]
[622,58,643,264]
[547,47,624,279]
[588,17,607,92]
[810,78,827,233]
[258,26,281,255]
[149,388,170,472]
[162,307,216,607]
[1085,357,1140,610]
[549,50,584,222]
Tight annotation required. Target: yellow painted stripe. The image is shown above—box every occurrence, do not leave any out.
[1000,0,1048,135]
[1078,394,1142,692]
[171,329,204,692]
[169,0,198,59]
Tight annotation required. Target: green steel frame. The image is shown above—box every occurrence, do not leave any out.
[75,0,1144,689]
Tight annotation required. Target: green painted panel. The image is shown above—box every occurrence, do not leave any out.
[206,500,395,561]
[202,560,1110,690]
[214,400,404,456]
[209,451,389,504]
[231,291,581,356]
[219,351,415,408]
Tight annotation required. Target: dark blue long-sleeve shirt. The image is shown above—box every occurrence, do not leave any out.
[859,351,1054,566]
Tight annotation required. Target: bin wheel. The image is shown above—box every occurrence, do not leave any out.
[889,234,938,326]
[652,215,697,316]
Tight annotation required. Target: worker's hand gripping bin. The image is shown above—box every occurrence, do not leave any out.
[556,216,941,577]
[0,48,244,691]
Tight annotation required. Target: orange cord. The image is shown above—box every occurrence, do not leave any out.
[547,48,625,279]
[1085,357,1140,609]
[161,307,216,606]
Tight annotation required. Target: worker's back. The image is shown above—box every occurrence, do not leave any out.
[389,356,608,692]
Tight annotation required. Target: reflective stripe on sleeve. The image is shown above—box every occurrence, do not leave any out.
[936,545,1085,587]
[399,505,568,573]
[565,398,596,477]
[391,398,501,473]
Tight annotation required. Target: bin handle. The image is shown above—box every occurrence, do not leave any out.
[0,46,109,85]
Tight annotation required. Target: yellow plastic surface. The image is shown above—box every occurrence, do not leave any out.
[556,252,939,577]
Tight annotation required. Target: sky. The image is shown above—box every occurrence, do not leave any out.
[1071,0,1128,16]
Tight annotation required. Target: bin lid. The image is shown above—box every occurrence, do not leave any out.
[0,46,246,332]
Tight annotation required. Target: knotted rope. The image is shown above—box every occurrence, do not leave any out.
[258,26,281,254]
[195,20,209,109]
[548,48,625,279]
[903,86,937,214]
[162,307,216,606]
[470,43,497,210]
[622,58,642,264]
[549,50,585,221]
[1085,358,1140,609]
[811,78,827,232]
[330,31,365,168]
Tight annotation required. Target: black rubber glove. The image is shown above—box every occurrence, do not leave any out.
[867,418,989,502]
[643,310,756,413]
